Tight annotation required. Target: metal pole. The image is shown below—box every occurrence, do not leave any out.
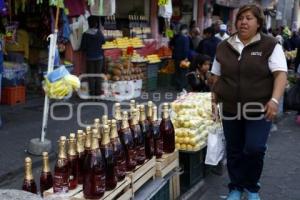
[41,7,60,142]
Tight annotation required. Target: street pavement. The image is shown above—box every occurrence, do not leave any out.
[0,90,299,200]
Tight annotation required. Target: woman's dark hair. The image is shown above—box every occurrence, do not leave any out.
[88,16,99,28]
[180,24,188,31]
[235,4,265,33]
[191,54,211,71]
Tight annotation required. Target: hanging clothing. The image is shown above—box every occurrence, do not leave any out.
[103,0,115,16]
[64,0,85,17]
[69,13,89,50]
[90,0,103,16]
[158,0,172,18]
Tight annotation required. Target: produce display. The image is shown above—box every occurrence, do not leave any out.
[106,57,144,81]
[171,93,214,151]
[146,54,161,63]
[131,50,148,63]
[102,37,144,49]
[157,46,172,58]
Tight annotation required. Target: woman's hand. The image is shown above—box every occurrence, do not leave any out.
[264,100,278,121]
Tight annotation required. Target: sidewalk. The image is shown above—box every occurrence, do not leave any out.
[188,112,300,200]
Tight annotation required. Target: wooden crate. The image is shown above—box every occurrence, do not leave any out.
[169,174,180,200]
[72,176,131,200]
[127,156,156,194]
[156,150,179,178]
[43,185,83,199]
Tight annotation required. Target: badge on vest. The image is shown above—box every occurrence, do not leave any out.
[251,52,262,56]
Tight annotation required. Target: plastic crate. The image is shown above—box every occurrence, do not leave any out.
[147,63,160,78]
[1,86,26,105]
[158,73,173,87]
[150,180,170,200]
[179,149,205,193]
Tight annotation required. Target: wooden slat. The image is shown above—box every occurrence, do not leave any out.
[44,184,83,199]
[128,157,156,183]
[156,158,179,178]
[132,167,156,193]
[156,150,178,171]
[72,177,131,200]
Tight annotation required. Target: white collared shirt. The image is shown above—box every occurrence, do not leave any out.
[211,34,287,76]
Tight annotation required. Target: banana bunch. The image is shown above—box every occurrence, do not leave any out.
[43,74,80,99]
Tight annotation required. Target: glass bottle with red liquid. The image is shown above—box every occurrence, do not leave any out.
[119,111,137,171]
[151,106,163,159]
[77,130,85,184]
[53,136,69,193]
[94,118,102,145]
[83,129,106,199]
[101,124,117,190]
[140,104,154,159]
[22,157,37,194]
[160,103,175,153]
[114,103,122,134]
[40,152,53,196]
[68,133,79,190]
[110,119,126,181]
[129,99,136,125]
[130,108,146,165]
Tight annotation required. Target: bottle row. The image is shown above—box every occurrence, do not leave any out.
[22,100,176,199]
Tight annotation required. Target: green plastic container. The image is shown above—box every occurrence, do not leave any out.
[179,149,206,193]
[158,73,173,87]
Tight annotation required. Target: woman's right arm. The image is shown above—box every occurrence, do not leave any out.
[211,75,220,120]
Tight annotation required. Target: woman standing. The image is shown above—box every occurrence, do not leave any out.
[170,24,190,91]
[211,5,287,200]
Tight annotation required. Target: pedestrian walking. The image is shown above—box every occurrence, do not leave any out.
[211,4,287,200]
[215,24,230,41]
[80,16,105,97]
[170,24,191,91]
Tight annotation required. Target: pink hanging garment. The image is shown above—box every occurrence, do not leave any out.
[64,0,85,17]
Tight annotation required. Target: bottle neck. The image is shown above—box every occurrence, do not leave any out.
[115,109,122,120]
[42,156,50,173]
[162,108,169,120]
[121,114,130,129]
[147,105,153,119]
[91,137,99,150]
[68,139,77,156]
[152,107,158,122]
[58,141,67,159]
[85,132,91,149]
[110,123,119,139]
[101,125,110,146]
[140,110,146,122]
[77,134,85,153]
[25,162,34,181]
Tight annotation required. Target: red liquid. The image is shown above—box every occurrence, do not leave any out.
[120,127,137,171]
[140,120,154,159]
[152,121,163,159]
[83,150,106,199]
[78,151,85,184]
[130,124,146,165]
[53,158,69,193]
[22,180,37,194]
[160,118,175,153]
[40,172,53,196]
[68,155,79,189]
[111,138,126,181]
[101,146,117,190]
